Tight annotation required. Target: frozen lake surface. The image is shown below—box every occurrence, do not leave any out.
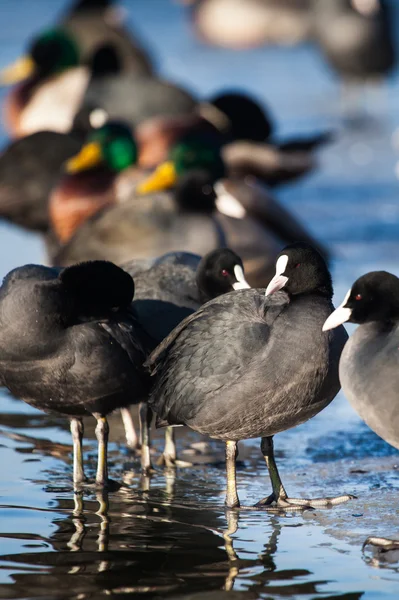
[0,1,399,598]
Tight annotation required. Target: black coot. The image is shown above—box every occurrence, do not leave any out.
[121,248,250,470]
[0,260,151,486]
[147,243,354,509]
[323,270,399,550]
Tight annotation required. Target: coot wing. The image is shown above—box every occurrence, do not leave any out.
[146,289,288,426]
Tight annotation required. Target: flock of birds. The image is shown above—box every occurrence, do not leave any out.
[0,0,398,558]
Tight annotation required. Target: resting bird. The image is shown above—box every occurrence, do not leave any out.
[0,260,151,487]
[121,247,250,470]
[323,271,399,552]
[312,0,396,83]
[147,243,354,509]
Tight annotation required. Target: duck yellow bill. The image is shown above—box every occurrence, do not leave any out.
[135,161,177,195]
[0,56,35,85]
[66,142,102,174]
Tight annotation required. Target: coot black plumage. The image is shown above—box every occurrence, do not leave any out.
[147,243,353,509]
[323,271,399,549]
[0,260,151,486]
[121,248,250,469]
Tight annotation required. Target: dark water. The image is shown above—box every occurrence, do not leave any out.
[1,1,399,598]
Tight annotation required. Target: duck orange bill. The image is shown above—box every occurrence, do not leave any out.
[66,142,103,174]
[0,56,35,85]
[135,161,177,195]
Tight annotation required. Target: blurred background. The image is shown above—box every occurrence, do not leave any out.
[0,1,399,599]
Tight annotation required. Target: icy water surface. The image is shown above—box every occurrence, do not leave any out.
[1,1,399,598]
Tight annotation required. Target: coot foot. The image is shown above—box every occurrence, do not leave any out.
[259,436,355,511]
[156,426,193,468]
[254,492,355,510]
[363,537,399,552]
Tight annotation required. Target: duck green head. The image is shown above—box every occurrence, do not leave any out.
[0,29,80,85]
[136,134,226,195]
[66,122,138,174]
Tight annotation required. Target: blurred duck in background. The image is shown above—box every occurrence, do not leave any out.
[60,0,154,72]
[203,91,332,187]
[0,0,154,138]
[79,47,197,130]
[312,0,396,84]
[49,125,328,286]
[184,0,311,48]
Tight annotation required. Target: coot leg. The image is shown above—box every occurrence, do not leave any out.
[157,426,193,468]
[95,415,109,486]
[70,418,86,485]
[139,403,154,475]
[225,440,240,508]
[256,436,355,509]
[363,537,399,551]
[120,407,140,450]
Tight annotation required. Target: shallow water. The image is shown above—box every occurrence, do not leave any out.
[1,1,399,598]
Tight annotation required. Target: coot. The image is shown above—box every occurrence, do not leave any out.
[147,243,353,509]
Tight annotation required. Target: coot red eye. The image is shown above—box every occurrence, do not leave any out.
[295,263,301,268]
[221,269,229,277]
[355,294,362,301]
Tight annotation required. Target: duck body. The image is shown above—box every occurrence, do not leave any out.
[0,262,150,419]
[82,75,197,128]
[312,0,395,80]
[52,191,223,267]
[339,322,399,450]
[6,67,90,138]
[148,288,347,440]
[61,4,154,76]
[190,0,311,48]
[0,130,82,232]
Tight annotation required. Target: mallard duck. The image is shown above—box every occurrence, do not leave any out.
[186,0,311,49]
[49,121,144,245]
[0,23,153,138]
[1,29,88,137]
[50,130,328,286]
[201,91,332,187]
[312,0,396,82]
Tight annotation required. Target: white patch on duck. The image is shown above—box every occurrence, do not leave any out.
[214,181,246,219]
[90,108,109,129]
[19,67,90,136]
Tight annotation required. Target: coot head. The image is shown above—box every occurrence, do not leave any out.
[196,248,250,302]
[266,242,333,298]
[323,271,399,330]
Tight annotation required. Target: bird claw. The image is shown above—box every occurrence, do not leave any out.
[254,493,355,511]
[156,454,193,468]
